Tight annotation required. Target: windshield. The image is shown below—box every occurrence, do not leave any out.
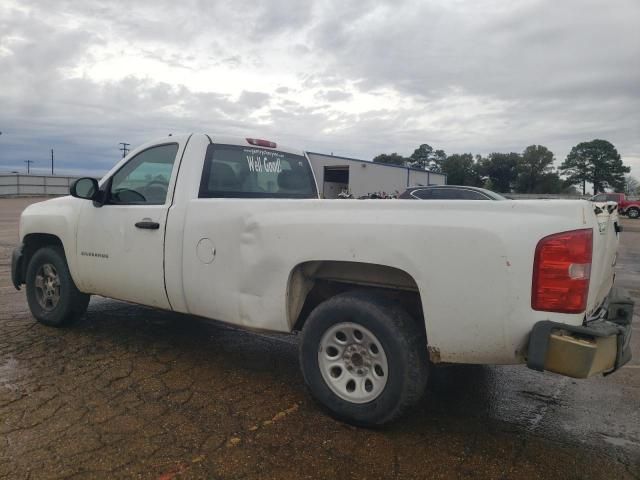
[199,144,318,199]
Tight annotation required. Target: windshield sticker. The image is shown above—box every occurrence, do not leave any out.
[244,149,283,174]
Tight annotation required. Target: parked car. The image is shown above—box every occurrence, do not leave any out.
[590,192,640,219]
[11,134,633,426]
[399,185,507,200]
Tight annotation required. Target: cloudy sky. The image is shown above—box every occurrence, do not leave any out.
[0,0,638,178]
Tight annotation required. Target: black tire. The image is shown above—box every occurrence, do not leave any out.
[627,207,639,219]
[299,290,429,427]
[25,246,90,327]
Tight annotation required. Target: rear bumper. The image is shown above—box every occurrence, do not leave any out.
[11,243,25,290]
[527,287,633,378]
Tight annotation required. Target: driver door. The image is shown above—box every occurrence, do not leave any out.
[76,143,179,309]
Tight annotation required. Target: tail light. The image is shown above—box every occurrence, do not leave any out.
[532,228,593,313]
[246,138,277,148]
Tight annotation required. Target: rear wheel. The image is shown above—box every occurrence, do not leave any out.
[299,291,428,426]
[627,207,639,219]
[26,246,90,327]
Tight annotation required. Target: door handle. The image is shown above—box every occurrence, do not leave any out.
[135,221,160,230]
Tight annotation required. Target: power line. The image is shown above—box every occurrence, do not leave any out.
[24,160,34,174]
[119,142,130,158]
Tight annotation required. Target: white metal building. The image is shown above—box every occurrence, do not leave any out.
[306,152,447,198]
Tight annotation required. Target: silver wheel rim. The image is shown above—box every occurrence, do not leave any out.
[629,209,639,218]
[318,322,388,404]
[35,263,61,311]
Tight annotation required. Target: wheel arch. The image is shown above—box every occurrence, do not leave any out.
[286,260,429,348]
[17,233,65,286]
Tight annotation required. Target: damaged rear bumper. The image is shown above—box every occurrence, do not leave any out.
[527,287,633,378]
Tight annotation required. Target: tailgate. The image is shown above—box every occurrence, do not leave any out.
[587,202,620,314]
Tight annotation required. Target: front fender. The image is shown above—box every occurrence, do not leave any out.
[19,196,85,287]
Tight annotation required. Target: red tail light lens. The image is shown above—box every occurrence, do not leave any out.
[532,228,593,313]
[246,138,277,148]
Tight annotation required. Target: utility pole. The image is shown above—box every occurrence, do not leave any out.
[24,160,34,174]
[119,142,130,158]
[51,149,54,175]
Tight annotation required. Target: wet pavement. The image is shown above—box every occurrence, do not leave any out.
[1,197,639,479]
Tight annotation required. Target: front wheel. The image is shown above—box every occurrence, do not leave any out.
[299,291,429,426]
[25,246,90,327]
[627,207,639,219]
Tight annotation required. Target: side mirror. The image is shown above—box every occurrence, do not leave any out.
[70,177,99,200]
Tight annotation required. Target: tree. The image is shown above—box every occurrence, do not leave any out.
[560,139,630,194]
[477,152,520,193]
[409,144,433,170]
[483,177,494,191]
[441,153,482,186]
[532,172,575,194]
[624,175,639,196]
[408,144,446,172]
[372,153,407,166]
[431,149,447,173]
[515,145,555,193]
[559,145,589,194]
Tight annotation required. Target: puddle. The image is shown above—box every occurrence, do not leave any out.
[0,357,20,390]
[600,433,640,449]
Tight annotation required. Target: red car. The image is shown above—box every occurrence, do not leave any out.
[590,192,640,219]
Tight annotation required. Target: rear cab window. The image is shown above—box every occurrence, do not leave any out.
[199,144,318,199]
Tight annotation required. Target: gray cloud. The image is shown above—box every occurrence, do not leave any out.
[0,0,638,179]
[315,90,353,102]
[237,91,271,109]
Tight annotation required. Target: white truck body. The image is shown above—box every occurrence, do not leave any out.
[17,134,622,364]
[13,134,633,424]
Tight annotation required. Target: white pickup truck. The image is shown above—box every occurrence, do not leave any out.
[12,134,634,426]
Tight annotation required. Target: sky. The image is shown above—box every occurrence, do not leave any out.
[0,0,639,180]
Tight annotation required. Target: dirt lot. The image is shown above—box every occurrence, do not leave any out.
[1,197,639,479]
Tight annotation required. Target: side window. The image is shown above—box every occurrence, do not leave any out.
[109,144,179,205]
[593,194,607,202]
[413,189,433,199]
[458,189,489,200]
[606,194,619,202]
[430,188,454,199]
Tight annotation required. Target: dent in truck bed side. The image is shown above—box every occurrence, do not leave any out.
[179,196,587,365]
